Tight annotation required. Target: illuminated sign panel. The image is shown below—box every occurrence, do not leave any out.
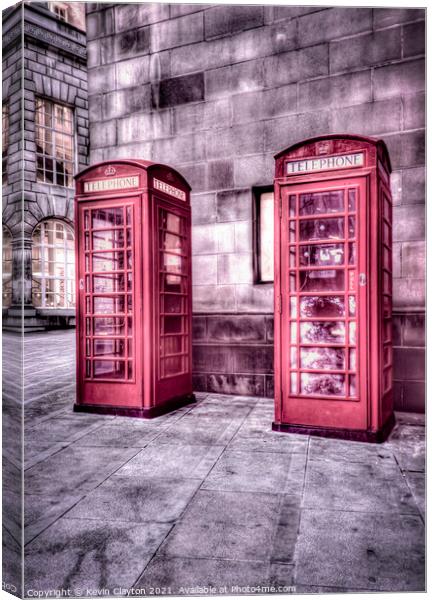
[154,178,186,201]
[84,175,139,193]
[287,152,364,174]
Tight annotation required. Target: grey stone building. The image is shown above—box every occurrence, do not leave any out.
[2,0,88,330]
[86,2,425,412]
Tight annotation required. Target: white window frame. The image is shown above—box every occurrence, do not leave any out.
[32,220,76,309]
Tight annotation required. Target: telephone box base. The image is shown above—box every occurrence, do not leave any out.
[272,413,395,443]
[73,393,196,419]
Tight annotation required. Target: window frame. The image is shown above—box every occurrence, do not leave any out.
[253,185,275,284]
[31,219,76,309]
[2,101,9,186]
[35,97,75,188]
[2,226,13,308]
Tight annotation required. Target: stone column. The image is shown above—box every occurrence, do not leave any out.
[11,236,33,307]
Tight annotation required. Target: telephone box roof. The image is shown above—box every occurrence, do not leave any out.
[75,159,191,190]
[274,134,392,173]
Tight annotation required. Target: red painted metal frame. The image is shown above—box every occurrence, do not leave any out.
[74,160,195,418]
[273,135,394,441]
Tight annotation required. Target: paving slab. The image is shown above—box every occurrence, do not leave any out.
[135,556,295,595]
[25,492,86,544]
[25,517,172,594]
[115,444,225,479]
[303,458,419,514]
[155,415,243,446]
[67,476,201,523]
[202,450,306,494]
[294,509,425,591]
[25,445,140,496]
[74,420,163,448]
[404,471,425,518]
[308,436,395,464]
[25,416,104,445]
[24,441,69,469]
[158,489,291,563]
[386,423,425,472]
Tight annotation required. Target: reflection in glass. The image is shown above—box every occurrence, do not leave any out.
[92,251,124,272]
[93,295,125,314]
[300,244,344,266]
[299,191,344,215]
[300,296,345,318]
[290,322,297,343]
[162,252,182,274]
[161,273,183,293]
[348,216,355,238]
[290,347,297,368]
[93,274,125,293]
[93,339,125,357]
[301,373,345,396]
[349,322,356,344]
[349,375,356,396]
[289,195,296,217]
[161,212,181,233]
[348,189,356,211]
[300,218,344,241]
[162,233,182,253]
[93,360,125,379]
[93,317,127,336]
[92,208,124,229]
[291,372,298,394]
[300,347,345,370]
[349,296,356,316]
[299,269,344,292]
[290,296,297,317]
[300,321,345,344]
[92,229,125,250]
[349,349,356,370]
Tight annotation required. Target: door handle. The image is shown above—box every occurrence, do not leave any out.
[79,278,85,291]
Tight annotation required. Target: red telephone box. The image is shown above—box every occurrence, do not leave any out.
[73,160,194,417]
[273,135,394,441]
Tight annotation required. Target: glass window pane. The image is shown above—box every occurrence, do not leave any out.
[300,244,344,266]
[93,339,125,357]
[163,294,183,314]
[300,347,345,371]
[290,372,298,394]
[301,373,345,396]
[93,317,127,336]
[164,356,183,376]
[93,229,125,250]
[300,322,345,344]
[299,218,344,241]
[92,251,125,272]
[299,191,344,215]
[348,189,356,211]
[92,208,124,228]
[300,296,345,318]
[259,191,274,282]
[93,296,125,314]
[93,360,125,379]
[93,274,125,293]
[299,270,345,292]
[162,336,182,356]
[164,316,183,334]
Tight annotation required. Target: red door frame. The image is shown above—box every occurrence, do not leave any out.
[274,169,373,432]
[75,193,143,408]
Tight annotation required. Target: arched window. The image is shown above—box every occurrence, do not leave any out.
[32,220,75,309]
[2,227,12,308]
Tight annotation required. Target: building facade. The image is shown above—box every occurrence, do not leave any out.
[2,0,88,330]
[85,3,425,412]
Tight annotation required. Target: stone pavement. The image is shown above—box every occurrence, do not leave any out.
[3,330,425,595]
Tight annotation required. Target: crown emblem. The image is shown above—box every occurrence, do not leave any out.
[104,165,116,176]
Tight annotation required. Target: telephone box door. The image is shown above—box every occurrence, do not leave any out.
[153,196,192,404]
[76,197,142,408]
[279,176,368,430]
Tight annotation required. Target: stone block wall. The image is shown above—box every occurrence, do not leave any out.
[86,3,425,410]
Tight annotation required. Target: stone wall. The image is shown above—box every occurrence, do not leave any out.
[86,3,425,410]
